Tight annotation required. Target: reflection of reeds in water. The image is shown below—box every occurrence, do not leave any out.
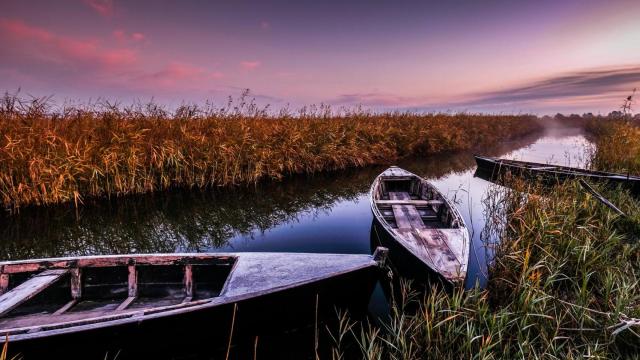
[0,92,540,211]
[0,169,372,260]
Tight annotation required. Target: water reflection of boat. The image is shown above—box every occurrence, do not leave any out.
[0,250,386,357]
[370,167,470,285]
[474,155,640,195]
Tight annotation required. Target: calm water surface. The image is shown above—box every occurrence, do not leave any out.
[0,127,592,353]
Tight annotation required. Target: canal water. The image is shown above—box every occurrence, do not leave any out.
[0,127,592,357]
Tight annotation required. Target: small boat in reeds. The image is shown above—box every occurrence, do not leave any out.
[0,250,387,357]
[369,166,470,285]
[474,155,640,195]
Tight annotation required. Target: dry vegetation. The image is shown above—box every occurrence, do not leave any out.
[588,119,640,175]
[0,92,540,211]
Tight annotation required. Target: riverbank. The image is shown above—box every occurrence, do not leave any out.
[0,93,540,211]
[333,121,640,358]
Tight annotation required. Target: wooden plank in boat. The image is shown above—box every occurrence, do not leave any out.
[429,229,465,265]
[389,192,411,200]
[0,269,69,316]
[413,228,461,278]
[399,228,461,280]
[392,205,426,230]
[376,199,444,206]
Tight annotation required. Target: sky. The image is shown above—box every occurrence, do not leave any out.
[1,0,639,114]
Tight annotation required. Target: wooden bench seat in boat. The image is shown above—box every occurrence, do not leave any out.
[392,204,426,230]
[0,269,69,316]
[387,191,440,229]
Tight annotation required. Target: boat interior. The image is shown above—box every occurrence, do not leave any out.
[373,176,459,230]
[0,255,236,331]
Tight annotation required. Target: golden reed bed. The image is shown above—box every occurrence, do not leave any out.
[0,94,540,211]
[588,120,640,175]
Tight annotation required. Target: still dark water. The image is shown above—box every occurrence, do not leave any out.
[0,128,591,356]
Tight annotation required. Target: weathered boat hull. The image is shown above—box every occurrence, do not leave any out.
[0,252,384,358]
[3,266,378,358]
[474,155,640,195]
[369,167,470,286]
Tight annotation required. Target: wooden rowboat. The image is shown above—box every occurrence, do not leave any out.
[0,250,387,357]
[369,166,470,285]
[474,155,640,195]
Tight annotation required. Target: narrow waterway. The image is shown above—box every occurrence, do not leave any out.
[0,127,592,357]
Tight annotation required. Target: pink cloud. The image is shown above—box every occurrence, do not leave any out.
[260,21,271,30]
[0,18,222,94]
[0,18,137,68]
[333,93,422,107]
[131,32,145,41]
[113,29,146,43]
[134,62,224,89]
[240,61,261,70]
[83,0,114,17]
[156,62,206,79]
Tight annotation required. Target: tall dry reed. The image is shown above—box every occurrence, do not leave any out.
[0,92,540,211]
[587,119,640,175]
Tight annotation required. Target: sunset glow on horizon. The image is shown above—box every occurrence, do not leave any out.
[1,0,639,114]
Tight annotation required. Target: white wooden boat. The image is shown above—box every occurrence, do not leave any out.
[370,166,469,284]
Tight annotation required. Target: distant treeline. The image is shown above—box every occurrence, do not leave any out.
[538,111,640,128]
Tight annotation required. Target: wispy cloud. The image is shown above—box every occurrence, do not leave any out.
[113,29,146,43]
[330,65,640,113]
[83,0,114,17]
[240,61,261,71]
[0,18,137,68]
[333,93,421,107]
[463,65,640,107]
[135,62,223,88]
